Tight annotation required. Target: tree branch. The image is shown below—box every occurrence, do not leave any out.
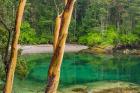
[53,0,60,15]
[0,16,11,32]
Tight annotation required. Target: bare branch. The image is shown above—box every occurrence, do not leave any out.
[53,0,60,15]
[0,16,11,32]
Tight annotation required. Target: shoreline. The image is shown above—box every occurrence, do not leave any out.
[80,46,140,55]
[9,81,140,93]
[19,44,88,55]
[19,44,140,55]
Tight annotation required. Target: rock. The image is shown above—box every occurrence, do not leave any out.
[115,49,140,55]
[104,46,113,54]
[87,81,140,93]
[131,49,140,55]
[80,45,140,55]
[123,49,129,54]
[80,45,113,54]
[93,87,140,93]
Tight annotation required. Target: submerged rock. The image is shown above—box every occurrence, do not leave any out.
[87,81,140,93]
[72,88,88,93]
[59,85,87,93]
[59,81,140,93]
[11,81,140,93]
[93,87,140,93]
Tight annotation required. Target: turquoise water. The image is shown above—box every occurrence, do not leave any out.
[13,53,140,92]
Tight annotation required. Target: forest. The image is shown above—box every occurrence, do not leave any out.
[1,0,140,46]
[0,0,140,93]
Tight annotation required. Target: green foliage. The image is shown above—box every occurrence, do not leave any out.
[20,21,36,44]
[120,34,139,45]
[20,21,53,44]
[79,26,118,46]
[0,27,7,56]
[78,0,140,47]
[1,0,140,47]
[0,62,5,81]
[102,26,118,45]
[134,23,140,37]
[79,32,102,46]
[79,25,139,47]
[16,58,29,80]
[37,33,53,44]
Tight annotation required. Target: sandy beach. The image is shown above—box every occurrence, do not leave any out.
[19,44,88,54]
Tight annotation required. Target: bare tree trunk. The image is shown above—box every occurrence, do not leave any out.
[3,0,26,93]
[45,0,76,93]
[53,15,61,51]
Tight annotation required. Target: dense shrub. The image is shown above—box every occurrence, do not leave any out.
[20,21,36,44]
[78,26,118,46]
[78,25,139,47]
[79,32,102,46]
[20,21,53,44]
[120,34,139,45]
[37,33,53,44]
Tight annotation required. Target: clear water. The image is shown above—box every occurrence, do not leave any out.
[13,53,140,92]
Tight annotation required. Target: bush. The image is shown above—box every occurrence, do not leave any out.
[78,26,118,46]
[37,33,53,44]
[20,21,36,44]
[120,34,139,45]
[102,26,118,45]
[79,32,103,46]
[20,21,53,44]
[16,58,29,79]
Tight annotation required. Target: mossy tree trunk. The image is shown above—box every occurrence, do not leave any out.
[45,0,76,93]
[3,0,26,93]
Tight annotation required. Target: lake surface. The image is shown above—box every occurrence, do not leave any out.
[13,53,140,92]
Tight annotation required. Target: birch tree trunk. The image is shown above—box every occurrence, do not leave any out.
[45,0,76,93]
[3,0,26,93]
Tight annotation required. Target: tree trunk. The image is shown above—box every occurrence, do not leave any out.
[64,0,68,5]
[53,15,61,51]
[3,0,26,93]
[45,0,76,93]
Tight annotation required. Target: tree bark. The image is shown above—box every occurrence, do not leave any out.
[64,0,68,5]
[45,0,76,93]
[3,0,26,93]
[53,15,61,51]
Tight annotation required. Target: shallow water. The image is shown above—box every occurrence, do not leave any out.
[13,53,140,92]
